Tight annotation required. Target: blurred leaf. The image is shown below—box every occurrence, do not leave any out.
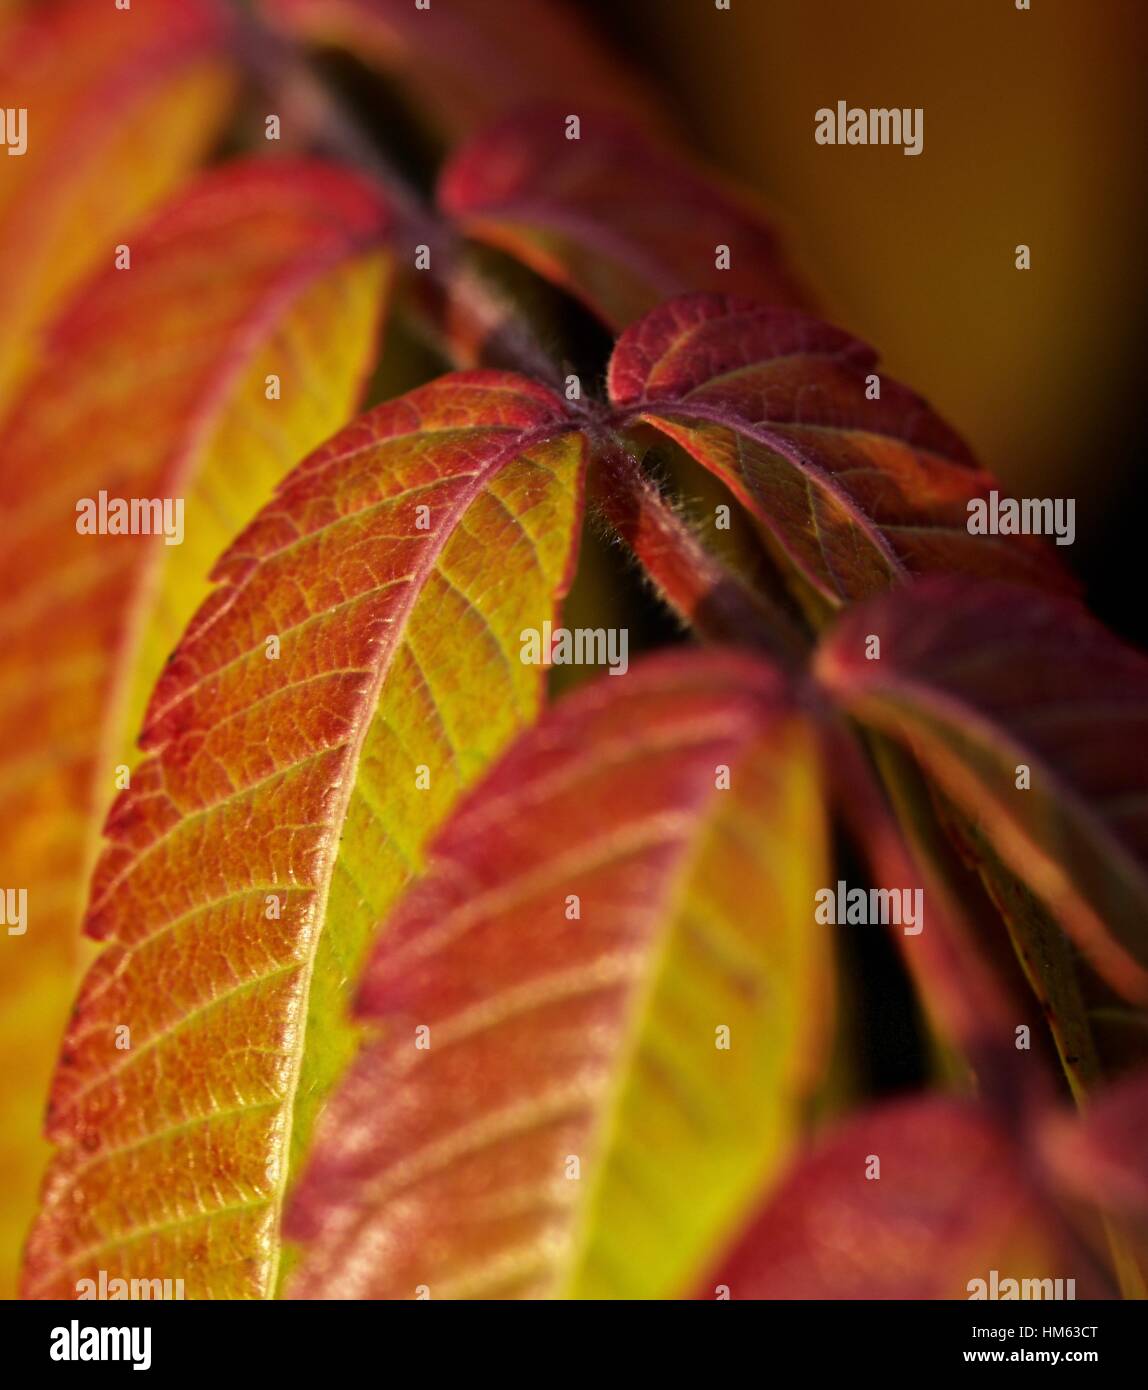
[287,650,832,1300]
[3,159,392,1299]
[938,808,1104,1102]
[1040,1066,1148,1298]
[21,373,584,1299]
[817,578,1148,1004]
[824,727,1035,1095]
[439,108,812,329]
[703,1096,1102,1299]
[1041,1067,1148,1218]
[258,0,657,138]
[608,294,1074,609]
[0,0,238,411]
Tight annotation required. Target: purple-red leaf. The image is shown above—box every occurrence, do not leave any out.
[817,578,1148,1003]
[439,110,813,330]
[608,295,1072,609]
[288,650,833,1299]
[258,0,658,138]
[703,1097,1104,1300]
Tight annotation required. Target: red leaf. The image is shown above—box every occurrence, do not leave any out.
[817,578,1148,1002]
[1042,1067,1148,1218]
[287,650,834,1299]
[608,294,1073,607]
[703,1097,1103,1300]
[440,109,813,329]
[258,0,658,138]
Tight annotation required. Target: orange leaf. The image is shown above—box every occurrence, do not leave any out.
[22,373,585,1299]
[0,0,239,410]
[2,160,391,1298]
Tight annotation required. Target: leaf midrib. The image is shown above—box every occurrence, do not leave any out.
[552,710,775,1298]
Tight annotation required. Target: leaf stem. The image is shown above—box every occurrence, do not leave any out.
[590,441,811,666]
[229,1,566,390]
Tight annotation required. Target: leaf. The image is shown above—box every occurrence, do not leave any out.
[607,294,1074,609]
[822,726,1036,1092]
[258,0,657,139]
[0,0,238,411]
[3,159,392,1298]
[1041,1067,1148,1218]
[21,372,585,1300]
[287,650,833,1300]
[1036,1059,1148,1300]
[816,578,1148,1004]
[439,109,813,331]
[703,1096,1102,1299]
[937,808,1104,1103]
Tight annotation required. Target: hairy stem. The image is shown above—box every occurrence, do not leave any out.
[235,6,809,659]
[591,442,811,666]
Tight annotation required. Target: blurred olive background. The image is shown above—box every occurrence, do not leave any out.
[583,0,1148,645]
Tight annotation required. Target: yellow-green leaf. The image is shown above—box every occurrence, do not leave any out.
[288,650,833,1299]
[22,373,585,1298]
[2,159,391,1297]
